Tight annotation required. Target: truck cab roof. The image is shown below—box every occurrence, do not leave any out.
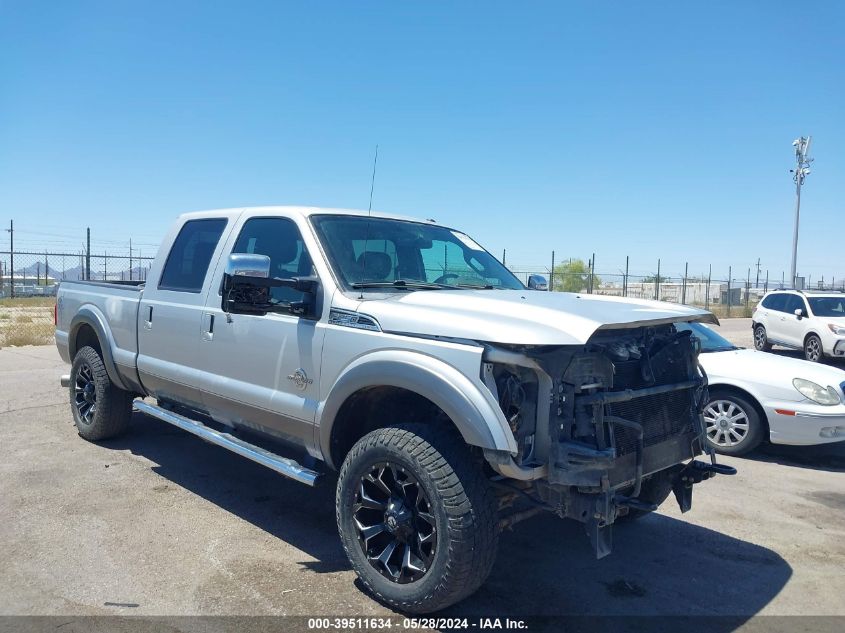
[178,205,439,226]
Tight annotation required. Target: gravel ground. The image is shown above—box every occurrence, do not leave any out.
[0,321,843,627]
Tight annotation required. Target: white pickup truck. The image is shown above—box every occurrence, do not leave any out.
[56,206,734,612]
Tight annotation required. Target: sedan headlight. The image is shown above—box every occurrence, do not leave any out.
[792,378,842,406]
[828,323,845,335]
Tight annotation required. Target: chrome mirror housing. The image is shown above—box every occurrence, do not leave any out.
[225,253,271,278]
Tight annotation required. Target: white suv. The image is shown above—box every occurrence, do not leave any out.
[753,290,845,362]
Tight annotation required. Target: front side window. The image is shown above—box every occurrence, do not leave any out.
[159,218,228,292]
[231,217,314,306]
[783,294,807,315]
[808,296,845,317]
[310,215,523,291]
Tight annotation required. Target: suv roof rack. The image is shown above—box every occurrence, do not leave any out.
[771,288,845,295]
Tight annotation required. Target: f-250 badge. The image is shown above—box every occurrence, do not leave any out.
[287,368,313,390]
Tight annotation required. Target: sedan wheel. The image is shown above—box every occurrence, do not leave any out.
[704,400,749,448]
[702,391,764,456]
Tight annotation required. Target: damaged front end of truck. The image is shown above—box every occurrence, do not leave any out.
[482,318,736,557]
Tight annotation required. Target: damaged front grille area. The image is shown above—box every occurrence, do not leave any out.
[609,389,696,456]
[484,321,731,561]
[544,323,706,487]
[604,340,703,458]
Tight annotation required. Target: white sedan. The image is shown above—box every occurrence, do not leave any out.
[679,322,845,455]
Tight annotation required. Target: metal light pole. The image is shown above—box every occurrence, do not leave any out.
[790,136,812,288]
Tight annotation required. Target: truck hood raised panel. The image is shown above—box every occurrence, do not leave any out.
[358,290,717,345]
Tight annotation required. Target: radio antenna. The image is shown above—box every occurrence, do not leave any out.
[368,144,379,212]
[359,144,379,299]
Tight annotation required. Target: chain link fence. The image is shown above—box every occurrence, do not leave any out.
[2,247,844,347]
[0,251,153,346]
[508,267,845,319]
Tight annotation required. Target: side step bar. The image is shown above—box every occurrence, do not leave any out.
[133,400,321,487]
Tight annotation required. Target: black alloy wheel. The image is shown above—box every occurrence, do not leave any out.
[353,462,436,584]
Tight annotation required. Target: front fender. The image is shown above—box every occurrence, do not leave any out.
[317,349,517,469]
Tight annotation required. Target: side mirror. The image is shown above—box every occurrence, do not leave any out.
[527,274,548,291]
[222,254,319,317]
[225,253,271,279]
[794,308,803,319]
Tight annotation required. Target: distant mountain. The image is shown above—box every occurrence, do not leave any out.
[8,263,66,279]
[51,265,93,281]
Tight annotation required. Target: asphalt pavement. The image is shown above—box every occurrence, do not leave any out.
[0,322,843,626]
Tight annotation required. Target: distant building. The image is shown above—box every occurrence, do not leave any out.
[598,282,769,306]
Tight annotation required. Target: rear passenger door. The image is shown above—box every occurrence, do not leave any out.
[137,215,234,409]
[760,294,787,343]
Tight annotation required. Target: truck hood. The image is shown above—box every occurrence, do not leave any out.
[354,289,717,345]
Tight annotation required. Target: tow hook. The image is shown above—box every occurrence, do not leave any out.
[673,459,737,513]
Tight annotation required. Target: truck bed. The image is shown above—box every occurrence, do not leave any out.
[55,280,144,388]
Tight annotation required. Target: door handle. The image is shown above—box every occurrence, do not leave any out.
[143,305,153,330]
[202,313,215,341]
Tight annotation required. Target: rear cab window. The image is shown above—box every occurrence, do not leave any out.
[159,218,228,292]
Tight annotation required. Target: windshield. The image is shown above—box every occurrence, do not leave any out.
[808,296,845,317]
[675,322,738,352]
[310,215,524,291]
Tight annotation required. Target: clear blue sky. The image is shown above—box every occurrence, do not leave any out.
[1,1,843,283]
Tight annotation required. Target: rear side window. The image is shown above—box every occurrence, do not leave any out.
[762,294,786,312]
[159,219,227,292]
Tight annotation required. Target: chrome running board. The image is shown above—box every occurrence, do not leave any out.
[133,400,321,486]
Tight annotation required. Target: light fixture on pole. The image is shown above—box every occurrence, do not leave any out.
[789,136,813,289]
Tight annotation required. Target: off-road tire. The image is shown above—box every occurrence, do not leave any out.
[753,324,772,352]
[69,346,134,441]
[617,472,674,522]
[703,390,764,456]
[336,424,498,614]
[804,334,824,363]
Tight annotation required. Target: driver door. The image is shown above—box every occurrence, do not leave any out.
[197,215,325,448]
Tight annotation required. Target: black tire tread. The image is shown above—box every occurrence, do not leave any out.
[70,346,133,441]
[336,424,498,613]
